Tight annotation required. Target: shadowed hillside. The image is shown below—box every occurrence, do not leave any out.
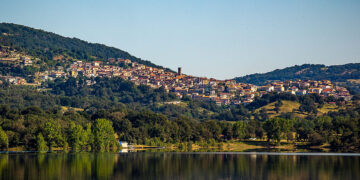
[0,23,168,70]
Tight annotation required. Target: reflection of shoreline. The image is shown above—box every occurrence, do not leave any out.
[0,152,359,179]
[120,149,128,153]
[162,141,335,153]
[1,141,356,153]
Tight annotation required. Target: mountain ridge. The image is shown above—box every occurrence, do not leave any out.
[0,22,171,71]
[1,23,359,84]
[234,63,360,85]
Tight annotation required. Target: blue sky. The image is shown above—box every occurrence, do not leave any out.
[1,0,360,79]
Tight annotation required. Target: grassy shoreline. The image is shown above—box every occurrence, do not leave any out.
[162,140,344,153]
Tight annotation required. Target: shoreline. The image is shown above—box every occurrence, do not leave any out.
[2,140,359,153]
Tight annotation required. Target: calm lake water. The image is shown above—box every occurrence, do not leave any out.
[0,152,359,180]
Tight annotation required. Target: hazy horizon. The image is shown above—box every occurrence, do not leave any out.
[1,0,359,79]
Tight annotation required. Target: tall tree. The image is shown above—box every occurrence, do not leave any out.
[0,127,8,149]
[93,119,118,151]
[36,133,48,152]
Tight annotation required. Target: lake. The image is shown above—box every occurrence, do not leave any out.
[0,152,359,180]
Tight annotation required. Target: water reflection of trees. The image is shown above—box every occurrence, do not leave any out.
[0,153,117,180]
[112,153,359,179]
[0,153,358,179]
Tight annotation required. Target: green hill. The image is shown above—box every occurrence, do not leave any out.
[254,100,344,119]
[0,22,167,70]
[255,100,302,118]
[234,63,360,90]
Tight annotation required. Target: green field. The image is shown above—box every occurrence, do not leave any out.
[255,100,343,118]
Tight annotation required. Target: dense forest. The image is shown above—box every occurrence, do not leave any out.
[0,23,168,70]
[234,64,360,93]
[0,76,359,151]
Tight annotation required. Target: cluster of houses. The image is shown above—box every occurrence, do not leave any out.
[50,59,352,105]
[0,47,353,105]
[0,46,35,67]
[256,80,352,101]
[0,76,27,85]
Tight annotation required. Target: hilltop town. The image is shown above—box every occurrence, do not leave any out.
[0,46,353,106]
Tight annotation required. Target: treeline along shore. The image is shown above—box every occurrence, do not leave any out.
[0,78,359,152]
